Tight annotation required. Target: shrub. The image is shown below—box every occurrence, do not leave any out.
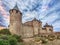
[48,35,56,41]
[0,35,18,45]
[8,37,17,45]
[34,37,41,42]
[41,38,48,44]
[0,39,10,45]
[0,35,8,40]
[12,35,23,42]
[57,35,60,39]
[17,42,24,45]
[0,29,11,35]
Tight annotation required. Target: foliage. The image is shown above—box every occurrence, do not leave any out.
[0,29,11,35]
[0,29,24,45]
[0,35,8,40]
[34,36,48,44]
[57,35,60,39]
[12,34,23,42]
[0,35,17,45]
[0,39,10,45]
[8,37,17,45]
[17,42,24,45]
[48,35,56,41]
[34,37,41,42]
[40,37,48,44]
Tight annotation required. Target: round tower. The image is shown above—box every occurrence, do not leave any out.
[44,23,53,34]
[9,4,22,36]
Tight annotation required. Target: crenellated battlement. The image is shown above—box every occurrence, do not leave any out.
[9,9,22,15]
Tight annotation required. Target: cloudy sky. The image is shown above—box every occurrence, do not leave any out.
[0,0,60,31]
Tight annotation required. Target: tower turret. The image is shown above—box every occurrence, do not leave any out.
[32,18,42,36]
[44,23,53,34]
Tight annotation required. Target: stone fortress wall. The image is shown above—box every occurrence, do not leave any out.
[9,4,53,38]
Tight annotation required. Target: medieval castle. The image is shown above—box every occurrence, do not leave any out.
[9,4,53,38]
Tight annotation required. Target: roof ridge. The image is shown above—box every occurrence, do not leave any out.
[13,3,19,10]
